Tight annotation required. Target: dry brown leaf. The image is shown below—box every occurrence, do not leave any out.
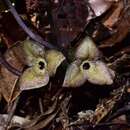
[99,7,130,48]
[0,33,14,48]
[103,1,124,29]
[88,0,112,17]
[0,114,30,126]
[0,47,24,102]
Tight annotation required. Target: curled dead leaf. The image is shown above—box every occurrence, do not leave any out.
[0,114,30,126]
[103,1,124,29]
[0,48,24,102]
[99,2,130,48]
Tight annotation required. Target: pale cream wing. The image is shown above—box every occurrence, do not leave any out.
[63,60,88,87]
[45,50,65,76]
[80,60,115,85]
[23,40,45,66]
[75,36,100,60]
[19,58,49,90]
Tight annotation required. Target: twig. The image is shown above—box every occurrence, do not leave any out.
[45,0,69,59]
[110,54,130,70]
[39,98,44,114]
[26,110,59,130]
[106,105,130,122]
[60,93,72,129]
[46,0,58,45]
[3,0,57,50]
[5,96,20,129]
[22,99,58,128]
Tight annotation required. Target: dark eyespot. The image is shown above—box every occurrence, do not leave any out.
[39,61,45,70]
[82,62,90,70]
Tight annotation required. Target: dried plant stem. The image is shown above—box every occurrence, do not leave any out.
[5,96,20,130]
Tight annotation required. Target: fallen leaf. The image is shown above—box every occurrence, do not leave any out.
[99,6,130,48]
[0,114,30,126]
[0,46,24,102]
[103,1,124,29]
[91,86,125,124]
[88,0,112,17]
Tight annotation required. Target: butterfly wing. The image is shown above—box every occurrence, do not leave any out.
[80,60,115,85]
[63,60,88,87]
[23,40,45,66]
[45,50,65,76]
[63,60,115,87]
[75,36,100,60]
[19,58,49,90]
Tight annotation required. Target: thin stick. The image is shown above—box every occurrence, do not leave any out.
[106,105,130,122]
[5,96,20,129]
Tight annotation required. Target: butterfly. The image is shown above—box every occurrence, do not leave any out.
[17,40,65,90]
[63,36,115,87]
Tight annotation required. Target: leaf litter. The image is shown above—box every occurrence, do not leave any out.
[0,0,130,130]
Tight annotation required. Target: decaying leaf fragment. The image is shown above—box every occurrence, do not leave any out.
[63,36,115,87]
[18,40,65,90]
[88,0,112,17]
[0,114,30,126]
[91,86,126,124]
[99,1,130,48]
[103,1,124,29]
[0,47,24,102]
[68,85,125,126]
